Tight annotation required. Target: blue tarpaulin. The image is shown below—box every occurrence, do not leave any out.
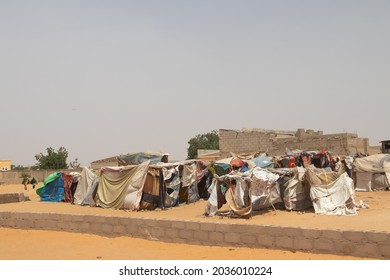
[251,156,274,168]
[36,172,64,202]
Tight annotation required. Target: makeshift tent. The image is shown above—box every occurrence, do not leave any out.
[81,177,100,206]
[353,154,390,191]
[96,161,149,210]
[73,167,98,205]
[204,174,251,218]
[37,172,82,203]
[307,167,357,215]
[36,172,64,202]
[250,168,281,211]
[139,166,162,210]
[204,167,282,218]
[181,162,200,203]
[69,171,81,203]
[62,173,74,203]
[145,160,203,207]
[278,167,312,211]
[162,166,181,207]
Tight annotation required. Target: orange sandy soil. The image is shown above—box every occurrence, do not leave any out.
[1,183,390,260]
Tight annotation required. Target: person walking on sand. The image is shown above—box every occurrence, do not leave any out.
[30,177,37,189]
[22,176,30,190]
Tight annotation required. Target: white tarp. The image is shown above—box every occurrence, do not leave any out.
[73,167,98,205]
[353,154,390,192]
[353,154,390,173]
[249,168,281,211]
[310,172,357,215]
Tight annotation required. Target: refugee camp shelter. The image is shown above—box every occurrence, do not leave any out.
[353,154,390,191]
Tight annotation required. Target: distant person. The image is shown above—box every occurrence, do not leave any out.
[22,176,30,190]
[30,177,37,189]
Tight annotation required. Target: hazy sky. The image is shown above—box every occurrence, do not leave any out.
[1,0,389,167]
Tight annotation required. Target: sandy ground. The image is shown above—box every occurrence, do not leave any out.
[1,183,389,260]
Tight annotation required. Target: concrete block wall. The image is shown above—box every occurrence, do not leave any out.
[274,136,350,155]
[219,130,275,155]
[0,211,389,259]
[0,168,82,184]
[0,193,27,204]
[219,129,374,156]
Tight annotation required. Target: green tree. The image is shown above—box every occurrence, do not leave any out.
[187,130,219,159]
[35,147,69,169]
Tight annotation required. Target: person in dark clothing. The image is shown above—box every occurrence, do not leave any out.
[30,177,37,189]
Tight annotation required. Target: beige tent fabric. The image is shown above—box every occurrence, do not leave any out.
[283,167,312,211]
[355,172,372,192]
[139,167,160,210]
[181,163,197,187]
[305,167,339,186]
[225,186,252,217]
[96,161,149,210]
[353,154,390,173]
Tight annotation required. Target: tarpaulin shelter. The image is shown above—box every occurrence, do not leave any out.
[36,172,64,202]
[276,167,312,211]
[36,172,75,202]
[204,167,282,218]
[138,166,163,210]
[91,159,205,212]
[250,168,281,211]
[204,173,252,218]
[306,167,357,215]
[162,165,181,207]
[353,154,390,191]
[157,159,205,207]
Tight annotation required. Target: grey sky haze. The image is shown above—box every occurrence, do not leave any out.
[1,0,389,167]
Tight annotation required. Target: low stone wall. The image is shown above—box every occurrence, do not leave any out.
[0,211,389,259]
[0,193,27,204]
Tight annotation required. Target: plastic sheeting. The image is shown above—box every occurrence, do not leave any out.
[250,168,281,211]
[119,152,164,165]
[353,154,390,173]
[250,156,274,168]
[282,167,312,211]
[205,167,281,217]
[310,172,357,215]
[163,166,181,207]
[36,172,64,202]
